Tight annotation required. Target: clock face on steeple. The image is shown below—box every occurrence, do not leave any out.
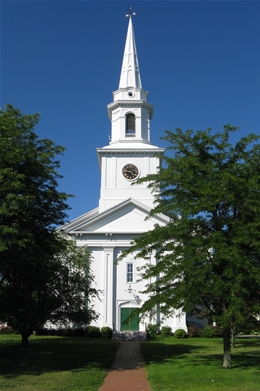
[122,164,139,180]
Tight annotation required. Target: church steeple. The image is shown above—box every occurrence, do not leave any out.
[97,11,164,213]
[107,12,153,145]
[118,14,142,89]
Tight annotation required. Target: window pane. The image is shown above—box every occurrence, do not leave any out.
[127,263,133,282]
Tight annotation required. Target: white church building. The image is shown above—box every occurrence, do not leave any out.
[61,15,187,333]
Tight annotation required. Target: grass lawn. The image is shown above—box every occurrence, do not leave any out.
[0,334,119,391]
[140,337,260,391]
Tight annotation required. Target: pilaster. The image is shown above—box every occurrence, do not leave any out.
[103,247,115,328]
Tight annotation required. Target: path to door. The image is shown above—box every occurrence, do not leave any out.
[98,341,152,391]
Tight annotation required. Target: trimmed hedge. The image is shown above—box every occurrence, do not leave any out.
[101,326,113,339]
[200,325,223,338]
[200,326,214,338]
[146,324,159,340]
[36,326,103,338]
[86,326,102,338]
[174,329,187,338]
[161,326,172,337]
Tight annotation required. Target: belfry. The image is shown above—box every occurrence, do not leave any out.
[61,13,187,334]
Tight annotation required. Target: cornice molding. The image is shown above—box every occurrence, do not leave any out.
[107,100,153,119]
[61,198,169,234]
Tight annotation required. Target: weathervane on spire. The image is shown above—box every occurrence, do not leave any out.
[126,7,136,18]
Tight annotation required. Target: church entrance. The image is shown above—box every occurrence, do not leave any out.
[120,308,139,331]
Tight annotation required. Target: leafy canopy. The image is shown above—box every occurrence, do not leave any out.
[0,105,99,344]
[121,125,260,340]
[0,104,70,254]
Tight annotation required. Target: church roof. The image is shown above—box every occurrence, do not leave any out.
[118,16,142,89]
[58,198,170,234]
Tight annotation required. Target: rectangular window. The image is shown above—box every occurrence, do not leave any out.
[127,263,134,283]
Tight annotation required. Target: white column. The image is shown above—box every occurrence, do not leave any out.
[103,247,114,327]
[176,310,187,332]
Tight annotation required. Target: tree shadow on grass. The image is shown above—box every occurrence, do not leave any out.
[0,338,119,378]
[141,341,203,365]
[185,351,260,371]
[140,338,260,371]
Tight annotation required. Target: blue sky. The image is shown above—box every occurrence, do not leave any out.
[1,1,260,221]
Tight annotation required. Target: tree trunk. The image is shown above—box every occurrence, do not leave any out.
[223,326,232,368]
[231,326,236,348]
[21,332,30,346]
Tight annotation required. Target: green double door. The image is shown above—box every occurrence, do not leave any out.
[121,308,139,331]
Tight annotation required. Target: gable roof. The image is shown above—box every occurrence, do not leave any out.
[58,198,169,235]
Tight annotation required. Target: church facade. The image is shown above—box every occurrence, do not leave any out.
[60,16,187,333]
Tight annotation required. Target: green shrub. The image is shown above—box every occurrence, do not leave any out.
[250,330,259,335]
[101,326,113,339]
[188,326,201,337]
[212,326,223,337]
[200,326,223,338]
[36,328,57,336]
[200,326,214,338]
[161,326,172,337]
[72,327,86,337]
[146,324,159,340]
[54,328,72,337]
[53,329,61,336]
[174,329,187,338]
[86,326,102,338]
[241,324,254,335]
[34,327,45,335]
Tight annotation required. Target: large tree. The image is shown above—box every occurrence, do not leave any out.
[121,126,260,368]
[0,105,99,344]
[1,240,99,345]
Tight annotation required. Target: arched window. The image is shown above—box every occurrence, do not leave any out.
[125,113,135,137]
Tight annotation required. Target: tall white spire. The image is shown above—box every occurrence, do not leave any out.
[106,9,154,146]
[118,14,142,89]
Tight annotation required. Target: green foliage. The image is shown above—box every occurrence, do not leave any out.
[35,327,58,336]
[35,326,106,338]
[45,242,100,328]
[120,125,260,368]
[72,327,86,337]
[0,105,99,344]
[174,329,187,338]
[36,328,79,337]
[101,326,113,339]
[86,326,102,338]
[56,328,73,337]
[213,326,223,338]
[238,316,260,335]
[0,105,69,251]
[200,326,215,338]
[161,326,172,337]
[146,324,159,340]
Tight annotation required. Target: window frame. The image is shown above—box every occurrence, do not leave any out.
[126,262,134,283]
[125,113,136,137]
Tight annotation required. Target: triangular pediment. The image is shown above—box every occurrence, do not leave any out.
[59,198,169,234]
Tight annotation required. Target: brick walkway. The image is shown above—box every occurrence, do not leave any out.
[98,341,152,391]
